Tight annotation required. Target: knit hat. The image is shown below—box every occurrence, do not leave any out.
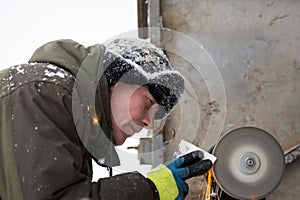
[103,38,185,119]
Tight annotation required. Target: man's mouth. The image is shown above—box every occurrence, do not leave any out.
[128,123,143,136]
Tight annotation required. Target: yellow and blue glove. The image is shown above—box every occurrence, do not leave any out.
[147,150,212,200]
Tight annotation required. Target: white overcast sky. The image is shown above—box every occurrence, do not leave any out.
[0,0,151,178]
[0,0,138,68]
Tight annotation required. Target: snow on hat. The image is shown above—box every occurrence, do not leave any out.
[103,38,185,119]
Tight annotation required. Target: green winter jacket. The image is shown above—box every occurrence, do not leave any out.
[0,39,158,200]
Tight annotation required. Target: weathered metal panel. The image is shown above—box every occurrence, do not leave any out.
[159,0,300,159]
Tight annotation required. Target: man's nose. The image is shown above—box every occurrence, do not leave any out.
[142,115,151,127]
[142,111,154,128]
[142,104,159,128]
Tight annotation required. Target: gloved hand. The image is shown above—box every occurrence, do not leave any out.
[147,150,212,200]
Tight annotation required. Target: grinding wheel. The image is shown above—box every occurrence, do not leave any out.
[212,127,285,199]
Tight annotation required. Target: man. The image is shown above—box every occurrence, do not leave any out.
[0,38,212,199]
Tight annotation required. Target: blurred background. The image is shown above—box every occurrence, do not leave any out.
[1,1,299,199]
[0,0,137,67]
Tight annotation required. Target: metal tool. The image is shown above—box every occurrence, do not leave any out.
[212,127,285,199]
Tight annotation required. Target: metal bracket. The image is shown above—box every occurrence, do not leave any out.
[284,144,300,164]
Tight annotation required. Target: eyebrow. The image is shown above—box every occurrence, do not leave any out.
[143,85,156,103]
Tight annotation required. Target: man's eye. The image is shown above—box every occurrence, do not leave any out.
[145,97,151,104]
[147,96,155,104]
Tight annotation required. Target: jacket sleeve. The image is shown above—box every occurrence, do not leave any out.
[11,81,158,200]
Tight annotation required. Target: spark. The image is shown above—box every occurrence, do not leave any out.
[92,115,99,125]
[203,169,215,200]
[87,104,92,112]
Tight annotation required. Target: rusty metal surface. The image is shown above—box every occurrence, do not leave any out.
[159,0,300,156]
[154,1,300,198]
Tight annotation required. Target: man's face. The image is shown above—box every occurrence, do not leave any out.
[110,82,158,145]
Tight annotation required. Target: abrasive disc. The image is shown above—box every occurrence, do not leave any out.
[212,127,285,199]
